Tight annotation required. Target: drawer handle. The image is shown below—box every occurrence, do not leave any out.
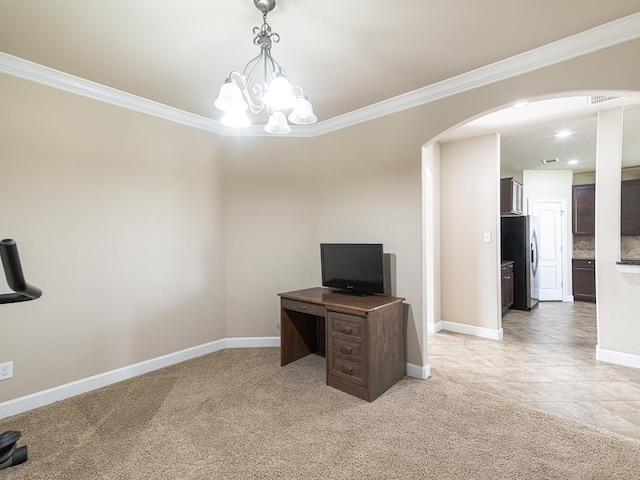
[340,346,353,355]
[341,366,354,375]
[340,326,353,334]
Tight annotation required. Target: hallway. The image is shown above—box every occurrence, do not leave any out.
[428,301,640,440]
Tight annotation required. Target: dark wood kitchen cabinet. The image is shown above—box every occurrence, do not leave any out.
[621,179,640,235]
[573,181,640,235]
[572,258,595,303]
[501,178,523,215]
[501,261,514,315]
[572,184,595,235]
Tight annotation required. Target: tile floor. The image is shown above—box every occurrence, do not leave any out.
[428,301,640,441]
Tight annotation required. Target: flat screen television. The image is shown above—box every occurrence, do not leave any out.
[320,243,384,296]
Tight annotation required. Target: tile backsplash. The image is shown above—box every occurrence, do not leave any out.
[621,236,640,260]
[573,236,595,259]
[572,235,640,260]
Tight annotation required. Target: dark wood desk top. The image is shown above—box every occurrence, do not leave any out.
[279,287,404,313]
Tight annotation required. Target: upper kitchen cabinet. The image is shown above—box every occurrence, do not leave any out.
[572,180,640,236]
[621,179,640,235]
[500,177,523,215]
[572,183,595,235]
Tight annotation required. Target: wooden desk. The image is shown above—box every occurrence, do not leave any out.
[278,287,405,402]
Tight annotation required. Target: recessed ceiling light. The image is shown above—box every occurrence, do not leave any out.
[512,101,529,108]
[555,130,572,138]
[567,159,579,165]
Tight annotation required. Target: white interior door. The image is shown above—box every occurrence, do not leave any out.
[529,199,565,301]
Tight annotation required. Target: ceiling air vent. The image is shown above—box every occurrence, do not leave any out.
[542,158,559,165]
[586,95,621,105]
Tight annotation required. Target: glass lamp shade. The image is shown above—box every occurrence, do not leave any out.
[288,95,318,125]
[264,111,291,134]
[263,74,296,111]
[214,80,248,112]
[221,108,251,128]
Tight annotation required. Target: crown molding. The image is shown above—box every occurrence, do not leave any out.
[309,12,640,136]
[0,52,224,134]
[1,12,639,138]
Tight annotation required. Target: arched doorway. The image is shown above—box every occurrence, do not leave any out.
[422,91,640,358]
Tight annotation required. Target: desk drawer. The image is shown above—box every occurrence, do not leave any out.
[331,336,364,363]
[281,298,325,317]
[329,357,365,386]
[328,311,364,339]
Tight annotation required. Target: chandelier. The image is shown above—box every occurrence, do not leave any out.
[214,0,317,134]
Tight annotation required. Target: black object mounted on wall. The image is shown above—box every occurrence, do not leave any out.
[0,239,42,304]
[0,238,42,470]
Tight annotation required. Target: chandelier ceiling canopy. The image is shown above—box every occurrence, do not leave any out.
[214,0,317,134]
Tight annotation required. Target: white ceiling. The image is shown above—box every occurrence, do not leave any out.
[2,0,640,165]
[440,96,640,174]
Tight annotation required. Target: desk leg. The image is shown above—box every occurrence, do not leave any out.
[317,316,326,356]
[280,308,317,366]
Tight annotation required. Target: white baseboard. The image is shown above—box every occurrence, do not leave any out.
[1,336,428,418]
[224,336,281,348]
[596,345,640,369]
[0,337,280,419]
[440,320,504,340]
[427,321,442,334]
[406,362,431,379]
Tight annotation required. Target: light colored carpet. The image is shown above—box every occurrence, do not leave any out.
[1,347,639,479]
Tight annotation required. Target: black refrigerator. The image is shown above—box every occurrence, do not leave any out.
[501,215,539,311]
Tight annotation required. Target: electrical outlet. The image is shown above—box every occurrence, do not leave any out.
[0,361,13,380]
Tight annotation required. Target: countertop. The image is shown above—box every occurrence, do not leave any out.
[573,259,640,265]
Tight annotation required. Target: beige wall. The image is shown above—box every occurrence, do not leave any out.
[4,38,640,406]
[221,118,425,365]
[221,136,318,338]
[312,120,425,365]
[423,143,441,335]
[573,172,596,185]
[595,108,640,359]
[440,134,501,332]
[0,75,226,402]
[577,166,640,184]
[523,170,574,210]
